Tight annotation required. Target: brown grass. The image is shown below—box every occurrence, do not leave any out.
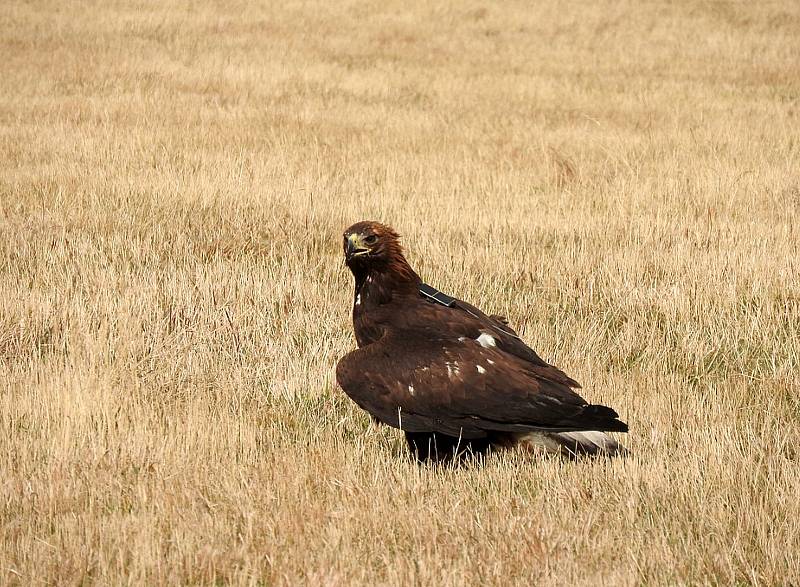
[2,0,800,584]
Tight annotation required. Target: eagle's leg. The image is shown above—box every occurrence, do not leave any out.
[404,431,493,463]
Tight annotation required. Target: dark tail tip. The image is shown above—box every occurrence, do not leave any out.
[582,404,628,433]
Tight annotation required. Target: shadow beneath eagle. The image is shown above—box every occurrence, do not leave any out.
[404,431,629,467]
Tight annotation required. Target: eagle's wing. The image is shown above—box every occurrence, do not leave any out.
[336,330,626,440]
[414,296,581,388]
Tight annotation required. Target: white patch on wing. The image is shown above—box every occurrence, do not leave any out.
[355,294,361,306]
[476,365,486,374]
[446,361,461,379]
[476,333,496,348]
[458,336,467,342]
[408,385,415,396]
[487,359,495,365]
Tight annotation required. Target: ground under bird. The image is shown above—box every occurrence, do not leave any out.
[335,221,628,463]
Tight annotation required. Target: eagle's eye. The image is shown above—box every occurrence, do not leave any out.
[364,234,379,245]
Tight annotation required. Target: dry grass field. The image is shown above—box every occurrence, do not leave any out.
[2,0,800,584]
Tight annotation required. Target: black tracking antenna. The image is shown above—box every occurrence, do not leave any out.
[420,282,523,340]
[418,282,456,307]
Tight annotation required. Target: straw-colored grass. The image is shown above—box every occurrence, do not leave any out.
[2,1,799,584]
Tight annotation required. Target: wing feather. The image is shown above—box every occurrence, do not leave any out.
[336,331,625,440]
[399,296,580,388]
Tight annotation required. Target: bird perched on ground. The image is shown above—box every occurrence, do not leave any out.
[336,220,628,462]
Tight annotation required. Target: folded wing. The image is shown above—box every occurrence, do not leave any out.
[336,331,626,440]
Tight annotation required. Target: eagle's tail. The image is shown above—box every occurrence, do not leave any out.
[517,430,627,457]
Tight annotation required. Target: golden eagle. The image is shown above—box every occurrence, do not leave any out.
[336,221,628,462]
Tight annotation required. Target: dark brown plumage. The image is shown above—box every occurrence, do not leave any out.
[336,221,628,462]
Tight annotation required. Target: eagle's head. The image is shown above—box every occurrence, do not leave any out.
[342,221,421,287]
[342,221,401,269]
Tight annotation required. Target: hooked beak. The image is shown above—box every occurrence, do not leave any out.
[345,234,370,260]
